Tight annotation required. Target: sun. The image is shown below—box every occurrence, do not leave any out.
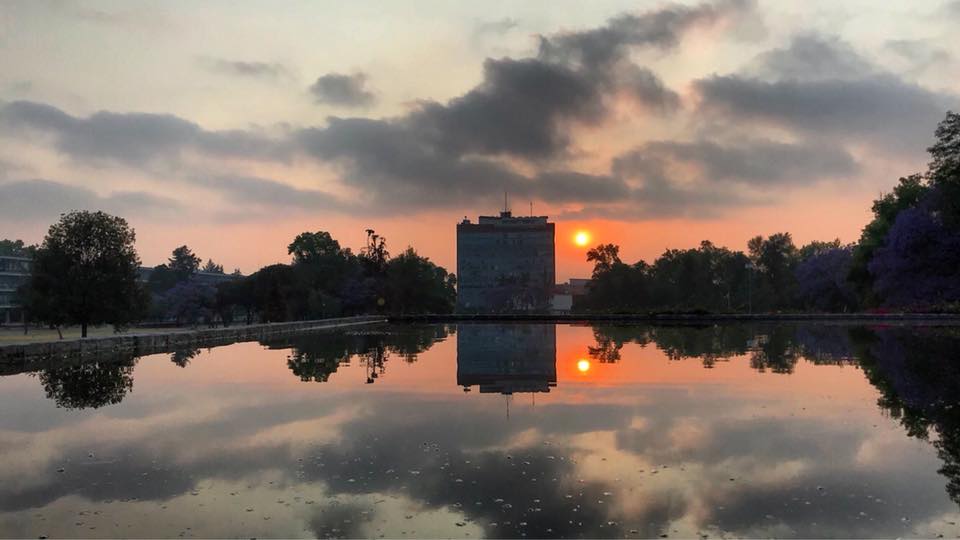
[576,359,591,373]
[574,231,590,247]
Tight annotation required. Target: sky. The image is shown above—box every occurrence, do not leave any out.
[1,0,958,280]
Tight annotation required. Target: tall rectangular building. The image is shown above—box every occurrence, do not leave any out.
[456,211,555,312]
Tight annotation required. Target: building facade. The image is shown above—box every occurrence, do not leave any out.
[0,256,30,324]
[456,211,555,312]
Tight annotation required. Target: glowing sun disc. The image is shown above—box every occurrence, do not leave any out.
[574,231,590,246]
[577,359,591,373]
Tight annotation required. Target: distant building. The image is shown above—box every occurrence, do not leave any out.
[552,278,591,313]
[550,294,573,314]
[456,211,555,312]
[456,323,556,394]
[0,256,30,324]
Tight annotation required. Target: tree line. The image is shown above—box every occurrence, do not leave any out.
[6,221,456,336]
[579,110,960,314]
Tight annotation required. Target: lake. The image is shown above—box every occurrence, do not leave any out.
[1,322,959,538]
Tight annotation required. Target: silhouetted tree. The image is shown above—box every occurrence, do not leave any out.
[169,245,201,280]
[23,211,147,337]
[0,238,36,257]
[164,280,217,326]
[384,248,457,314]
[201,259,224,274]
[868,207,960,307]
[795,245,857,312]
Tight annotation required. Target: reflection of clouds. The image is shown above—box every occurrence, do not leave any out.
[2,324,960,538]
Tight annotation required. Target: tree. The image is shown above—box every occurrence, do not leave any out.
[360,229,389,275]
[868,207,960,307]
[384,247,457,314]
[23,211,147,337]
[169,245,201,281]
[747,233,798,310]
[849,175,929,302]
[795,245,857,312]
[163,280,217,326]
[288,231,343,264]
[586,244,621,277]
[146,263,178,294]
[201,259,224,274]
[0,239,36,257]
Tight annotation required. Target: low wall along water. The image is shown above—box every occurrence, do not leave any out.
[0,316,386,370]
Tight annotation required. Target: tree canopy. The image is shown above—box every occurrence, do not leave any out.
[23,211,147,336]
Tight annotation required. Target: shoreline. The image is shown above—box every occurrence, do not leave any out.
[0,316,386,368]
[392,312,960,324]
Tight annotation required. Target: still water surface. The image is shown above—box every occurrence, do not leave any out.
[1,322,959,538]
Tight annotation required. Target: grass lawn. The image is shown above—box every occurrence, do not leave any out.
[0,325,189,345]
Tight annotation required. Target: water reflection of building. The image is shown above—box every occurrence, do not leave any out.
[456,323,556,394]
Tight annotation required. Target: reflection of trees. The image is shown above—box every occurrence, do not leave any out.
[170,347,201,368]
[37,355,138,409]
[590,323,857,372]
[852,326,960,504]
[748,326,800,374]
[266,324,452,384]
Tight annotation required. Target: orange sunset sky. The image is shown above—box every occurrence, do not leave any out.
[1,1,958,281]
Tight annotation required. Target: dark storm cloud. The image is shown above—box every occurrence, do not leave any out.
[309,72,376,107]
[695,35,959,153]
[616,138,858,186]
[200,57,290,80]
[0,100,291,167]
[0,179,181,221]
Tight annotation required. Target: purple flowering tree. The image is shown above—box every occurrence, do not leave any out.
[795,247,857,312]
[869,207,960,307]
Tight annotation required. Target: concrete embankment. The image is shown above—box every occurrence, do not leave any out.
[0,316,386,370]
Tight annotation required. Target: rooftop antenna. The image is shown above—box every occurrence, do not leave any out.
[503,190,509,213]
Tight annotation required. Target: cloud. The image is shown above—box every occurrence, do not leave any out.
[615,138,858,186]
[694,35,959,154]
[309,72,376,107]
[473,17,519,38]
[0,179,182,222]
[944,1,960,17]
[199,57,290,80]
[884,39,955,75]
[190,174,343,210]
[537,0,755,68]
[745,34,876,81]
[295,118,632,210]
[0,100,291,168]
[695,74,955,152]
